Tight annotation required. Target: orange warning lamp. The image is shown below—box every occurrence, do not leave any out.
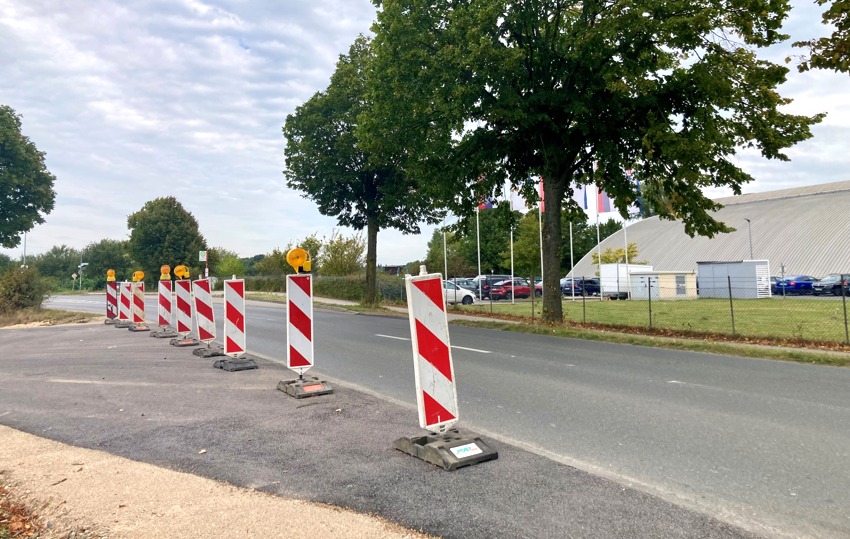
[174,265,190,279]
[106,269,116,282]
[160,265,171,280]
[132,270,144,282]
[286,248,311,274]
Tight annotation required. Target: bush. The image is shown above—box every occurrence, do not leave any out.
[0,266,51,313]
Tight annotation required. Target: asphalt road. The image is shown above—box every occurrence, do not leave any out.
[22,294,850,537]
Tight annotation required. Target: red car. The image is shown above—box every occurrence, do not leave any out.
[490,278,541,300]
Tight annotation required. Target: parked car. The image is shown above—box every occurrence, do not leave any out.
[490,278,533,300]
[448,278,477,292]
[443,280,475,305]
[813,274,850,296]
[561,277,600,296]
[772,275,817,295]
[471,274,511,299]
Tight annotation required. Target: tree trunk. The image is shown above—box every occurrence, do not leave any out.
[364,218,379,306]
[542,175,565,323]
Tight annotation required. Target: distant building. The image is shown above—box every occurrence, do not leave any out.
[571,180,850,279]
[379,265,406,276]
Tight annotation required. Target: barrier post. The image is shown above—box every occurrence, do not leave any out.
[114,281,133,328]
[213,279,258,371]
[128,270,150,332]
[151,266,179,338]
[277,248,333,397]
[191,277,224,358]
[392,266,498,471]
[170,265,200,347]
[104,269,118,325]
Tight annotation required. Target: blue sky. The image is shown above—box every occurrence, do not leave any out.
[2,1,848,266]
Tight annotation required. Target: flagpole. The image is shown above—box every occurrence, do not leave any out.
[538,179,544,294]
[476,206,482,300]
[596,185,603,302]
[570,222,575,301]
[623,220,630,299]
[510,228,515,305]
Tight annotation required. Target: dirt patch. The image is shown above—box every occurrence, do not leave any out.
[0,426,432,539]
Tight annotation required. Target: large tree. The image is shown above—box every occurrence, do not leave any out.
[126,197,206,283]
[0,105,56,248]
[371,0,823,322]
[283,36,442,305]
[795,0,849,73]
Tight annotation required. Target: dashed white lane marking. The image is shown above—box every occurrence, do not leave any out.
[376,334,491,354]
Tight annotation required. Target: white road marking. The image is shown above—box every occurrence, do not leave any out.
[375,334,491,354]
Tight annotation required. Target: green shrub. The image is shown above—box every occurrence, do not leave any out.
[0,266,51,313]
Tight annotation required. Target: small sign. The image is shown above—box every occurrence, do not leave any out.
[449,442,483,458]
[71,273,78,280]
[199,250,207,262]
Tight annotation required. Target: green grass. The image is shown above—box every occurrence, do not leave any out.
[459,296,850,345]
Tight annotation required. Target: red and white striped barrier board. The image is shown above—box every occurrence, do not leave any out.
[106,282,118,319]
[131,282,146,324]
[286,274,313,374]
[192,278,216,344]
[118,282,132,321]
[405,273,459,433]
[223,279,246,358]
[175,280,193,336]
[157,280,173,329]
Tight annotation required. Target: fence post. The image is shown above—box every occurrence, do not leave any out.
[647,277,653,328]
[531,275,535,323]
[842,273,849,345]
[582,277,587,323]
[728,275,736,335]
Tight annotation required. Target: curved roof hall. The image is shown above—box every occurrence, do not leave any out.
[570,180,850,279]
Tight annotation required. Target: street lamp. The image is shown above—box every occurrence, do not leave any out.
[744,218,753,259]
[78,262,89,291]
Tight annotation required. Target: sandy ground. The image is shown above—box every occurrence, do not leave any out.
[0,426,432,539]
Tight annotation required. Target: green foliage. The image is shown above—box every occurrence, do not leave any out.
[795,0,850,73]
[284,35,443,304]
[371,0,823,322]
[0,266,50,313]
[29,244,79,283]
[0,105,57,249]
[126,197,206,284]
[254,248,287,276]
[85,239,131,288]
[453,205,514,275]
[423,229,477,278]
[591,243,648,266]
[560,218,622,271]
[319,230,365,276]
[0,253,14,272]
[285,233,323,273]
[217,255,245,278]
[506,212,542,278]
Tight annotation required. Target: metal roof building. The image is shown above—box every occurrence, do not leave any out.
[570,180,850,279]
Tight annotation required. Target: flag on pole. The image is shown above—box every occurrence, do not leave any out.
[570,183,587,210]
[537,177,545,213]
[510,188,527,212]
[597,188,612,213]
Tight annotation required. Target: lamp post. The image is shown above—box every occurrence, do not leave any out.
[744,218,753,259]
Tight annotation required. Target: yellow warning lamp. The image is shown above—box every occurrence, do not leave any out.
[106,269,116,282]
[286,248,311,274]
[160,265,172,281]
[174,265,190,279]
[132,270,145,282]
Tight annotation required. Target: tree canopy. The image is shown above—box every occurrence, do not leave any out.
[370,0,824,321]
[126,197,206,283]
[0,105,56,248]
[795,0,850,73]
[283,36,443,304]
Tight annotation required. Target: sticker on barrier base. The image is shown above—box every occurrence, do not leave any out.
[170,337,200,347]
[213,358,258,371]
[193,346,224,358]
[277,376,333,399]
[393,428,498,471]
[128,323,150,332]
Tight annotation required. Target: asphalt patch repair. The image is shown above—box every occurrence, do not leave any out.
[0,324,760,538]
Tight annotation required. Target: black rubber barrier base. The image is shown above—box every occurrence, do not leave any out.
[170,337,200,347]
[150,327,179,339]
[277,376,333,399]
[393,429,498,471]
[193,346,224,358]
[128,323,150,332]
[213,357,259,371]
[104,318,118,325]
[113,320,132,328]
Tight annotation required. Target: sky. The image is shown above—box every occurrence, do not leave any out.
[1,1,848,267]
